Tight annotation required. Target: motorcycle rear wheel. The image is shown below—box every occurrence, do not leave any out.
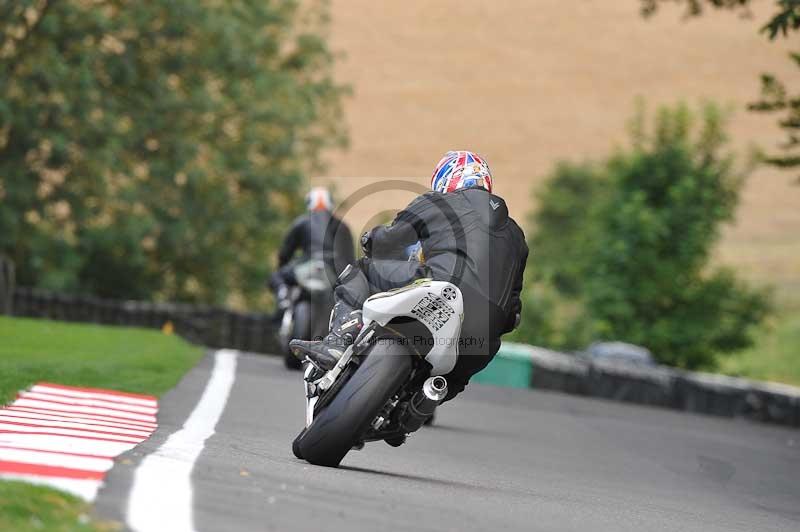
[295,338,412,467]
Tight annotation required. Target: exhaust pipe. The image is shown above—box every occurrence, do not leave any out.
[402,376,448,433]
[422,376,448,403]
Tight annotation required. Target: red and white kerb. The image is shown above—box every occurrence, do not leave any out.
[0,382,158,501]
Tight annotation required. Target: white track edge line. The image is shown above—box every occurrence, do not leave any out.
[126,349,239,532]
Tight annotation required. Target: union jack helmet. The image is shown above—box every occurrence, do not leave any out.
[430,150,493,194]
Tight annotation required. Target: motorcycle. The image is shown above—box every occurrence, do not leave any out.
[278,258,335,370]
[292,278,463,467]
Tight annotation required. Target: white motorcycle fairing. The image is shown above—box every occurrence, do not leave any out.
[361,279,464,376]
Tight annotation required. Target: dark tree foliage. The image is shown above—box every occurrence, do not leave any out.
[528,162,609,297]
[583,104,771,368]
[749,54,800,178]
[506,283,560,349]
[640,0,752,17]
[517,163,612,351]
[523,104,771,368]
[0,0,346,304]
[640,0,800,181]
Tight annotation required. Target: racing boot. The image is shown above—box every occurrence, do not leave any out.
[290,303,362,370]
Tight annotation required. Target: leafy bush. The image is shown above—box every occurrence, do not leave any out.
[528,162,608,297]
[522,103,771,369]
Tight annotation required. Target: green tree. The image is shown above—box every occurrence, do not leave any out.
[507,283,558,348]
[511,163,609,350]
[523,104,771,368]
[0,0,345,304]
[529,162,609,297]
[640,0,800,181]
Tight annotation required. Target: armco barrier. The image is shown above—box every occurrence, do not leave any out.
[517,345,591,395]
[484,342,800,429]
[745,381,800,426]
[586,360,680,408]
[674,372,751,418]
[471,343,533,388]
[0,256,13,315]
[476,344,590,394]
[10,287,280,354]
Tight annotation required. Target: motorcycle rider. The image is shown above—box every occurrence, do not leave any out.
[291,151,528,402]
[270,187,355,319]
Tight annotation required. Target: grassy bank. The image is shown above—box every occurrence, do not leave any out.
[0,481,116,532]
[719,304,800,387]
[0,316,203,404]
[0,316,204,531]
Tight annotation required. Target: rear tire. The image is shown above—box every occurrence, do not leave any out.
[297,338,413,467]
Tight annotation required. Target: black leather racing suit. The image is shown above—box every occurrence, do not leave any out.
[270,210,355,290]
[335,186,528,401]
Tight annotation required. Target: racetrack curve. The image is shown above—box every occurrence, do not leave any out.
[95,351,800,532]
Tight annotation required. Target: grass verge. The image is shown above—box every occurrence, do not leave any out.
[719,305,800,387]
[0,316,205,531]
[0,316,204,404]
[0,480,118,532]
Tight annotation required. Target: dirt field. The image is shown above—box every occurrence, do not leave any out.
[315,0,799,295]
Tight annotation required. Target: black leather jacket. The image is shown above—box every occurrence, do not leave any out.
[279,210,355,277]
[369,187,528,338]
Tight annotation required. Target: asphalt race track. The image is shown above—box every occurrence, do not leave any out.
[95,351,800,532]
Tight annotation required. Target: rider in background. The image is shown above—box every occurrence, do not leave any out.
[292,151,528,401]
[270,187,355,320]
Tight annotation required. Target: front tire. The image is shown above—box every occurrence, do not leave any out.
[296,338,413,467]
[292,428,306,459]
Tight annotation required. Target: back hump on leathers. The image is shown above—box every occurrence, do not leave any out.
[424,187,526,352]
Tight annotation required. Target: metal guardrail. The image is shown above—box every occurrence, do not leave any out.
[483,343,800,428]
[10,286,280,354]
[0,256,14,315]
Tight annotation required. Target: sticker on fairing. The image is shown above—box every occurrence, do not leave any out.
[410,293,455,331]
